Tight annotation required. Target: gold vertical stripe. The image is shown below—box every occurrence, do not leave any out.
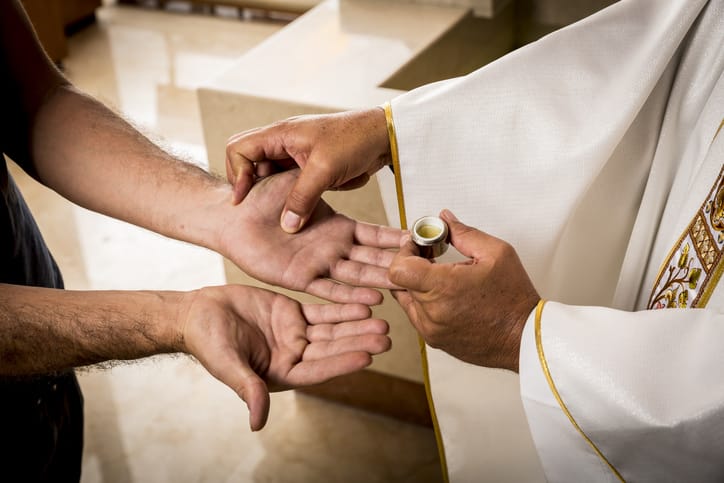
[384,102,407,231]
[417,332,449,483]
[714,118,724,141]
[649,118,724,308]
[383,101,449,483]
[534,300,625,482]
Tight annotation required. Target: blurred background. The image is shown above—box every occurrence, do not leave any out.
[14,0,614,481]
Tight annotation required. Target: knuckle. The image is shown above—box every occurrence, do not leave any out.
[225,134,239,147]
[498,240,516,257]
[313,158,337,180]
[225,142,239,161]
[390,261,419,288]
[226,129,252,147]
[387,261,404,284]
[490,240,516,265]
[286,187,313,208]
[425,304,446,325]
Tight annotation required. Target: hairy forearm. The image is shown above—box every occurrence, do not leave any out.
[0,283,184,375]
[30,86,233,251]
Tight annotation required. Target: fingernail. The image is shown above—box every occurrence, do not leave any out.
[281,210,302,233]
[400,234,411,247]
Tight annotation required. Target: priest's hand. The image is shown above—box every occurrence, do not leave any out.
[180,284,391,431]
[218,169,403,305]
[388,210,540,372]
[225,108,391,233]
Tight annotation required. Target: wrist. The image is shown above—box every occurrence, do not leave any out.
[505,296,540,372]
[178,181,236,255]
[144,290,189,354]
[173,289,200,354]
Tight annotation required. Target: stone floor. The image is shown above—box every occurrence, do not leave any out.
[11,3,441,481]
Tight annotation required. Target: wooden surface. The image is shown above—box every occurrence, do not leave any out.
[20,0,102,62]
[21,0,67,62]
[62,0,103,32]
[297,369,433,427]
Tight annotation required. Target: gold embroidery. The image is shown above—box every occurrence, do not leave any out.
[691,215,716,270]
[540,119,723,479]
[648,121,724,309]
[709,180,724,230]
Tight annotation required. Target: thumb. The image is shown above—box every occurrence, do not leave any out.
[440,209,492,259]
[217,360,271,431]
[280,162,335,233]
[388,237,433,292]
[239,372,271,432]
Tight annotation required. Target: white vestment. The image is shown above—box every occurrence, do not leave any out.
[378,0,724,481]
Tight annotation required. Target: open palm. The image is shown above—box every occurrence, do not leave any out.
[219,169,403,304]
[180,284,390,430]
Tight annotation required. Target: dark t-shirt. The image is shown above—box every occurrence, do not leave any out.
[0,160,84,480]
[0,162,63,288]
[1,3,85,479]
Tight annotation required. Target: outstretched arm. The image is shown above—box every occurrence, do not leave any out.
[0,283,390,430]
[1,0,401,303]
[33,90,401,302]
[0,1,230,253]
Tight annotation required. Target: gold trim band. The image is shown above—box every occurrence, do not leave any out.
[534,300,625,482]
[383,102,408,231]
[647,121,724,310]
[383,100,448,483]
[418,334,449,483]
[714,118,724,141]
[690,119,724,308]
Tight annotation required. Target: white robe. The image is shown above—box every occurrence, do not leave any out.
[379,0,724,481]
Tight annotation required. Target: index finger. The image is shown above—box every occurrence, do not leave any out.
[353,221,405,249]
[301,303,372,324]
[226,127,299,174]
[226,128,286,204]
[226,151,255,205]
[388,239,435,292]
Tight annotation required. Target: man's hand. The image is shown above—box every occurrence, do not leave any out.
[225,108,391,233]
[0,282,389,430]
[388,210,540,372]
[219,169,403,305]
[179,284,391,431]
